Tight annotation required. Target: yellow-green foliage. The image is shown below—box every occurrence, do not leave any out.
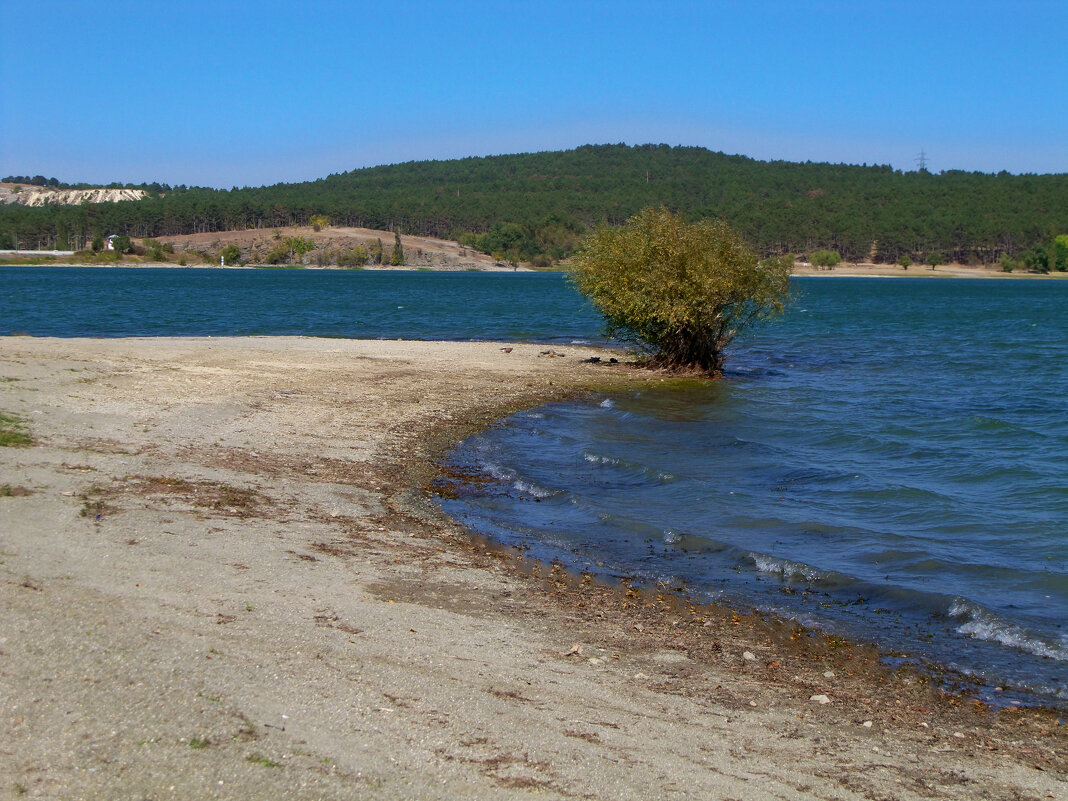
[0,411,33,447]
[568,207,792,374]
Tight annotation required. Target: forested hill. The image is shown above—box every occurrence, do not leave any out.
[3,144,1067,265]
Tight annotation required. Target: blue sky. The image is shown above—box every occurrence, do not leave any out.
[2,0,1066,186]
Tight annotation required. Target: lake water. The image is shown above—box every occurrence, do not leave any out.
[436,277,1068,709]
[3,266,1065,707]
[0,266,603,342]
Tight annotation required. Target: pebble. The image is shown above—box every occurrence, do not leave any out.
[823,671,835,678]
[953,731,965,739]
[588,657,604,666]
[809,694,831,705]
[742,651,756,661]
[862,720,873,728]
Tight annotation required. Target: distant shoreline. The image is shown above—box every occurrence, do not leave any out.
[4,259,1068,279]
[0,260,532,272]
[792,262,1068,279]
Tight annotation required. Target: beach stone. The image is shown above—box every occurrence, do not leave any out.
[809,694,831,705]
[651,649,689,664]
[823,671,835,678]
[862,720,873,728]
[742,651,756,661]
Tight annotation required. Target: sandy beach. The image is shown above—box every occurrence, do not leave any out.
[791,262,1068,279]
[0,336,1063,800]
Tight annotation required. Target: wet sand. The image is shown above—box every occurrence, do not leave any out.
[0,336,1063,800]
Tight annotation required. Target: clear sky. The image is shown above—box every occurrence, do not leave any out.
[2,0,1066,187]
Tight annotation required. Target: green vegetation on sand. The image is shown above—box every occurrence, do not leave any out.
[0,411,33,447]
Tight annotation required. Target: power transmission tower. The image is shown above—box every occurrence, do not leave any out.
[916,149,929,172]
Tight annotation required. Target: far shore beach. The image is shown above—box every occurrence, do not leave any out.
[1,336,1063,800]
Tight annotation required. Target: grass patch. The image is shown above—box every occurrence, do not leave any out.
[188,737,211,749]
[0,256,57,266]
[0,485,32,497]
[247,753,281,768]
[0,412,33,447]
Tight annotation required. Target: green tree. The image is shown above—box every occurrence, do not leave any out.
[110,235,132,254]
[338,245,368,267]
[144,238,167,261]
[219,244,241,265]
[1021,245,1049,272]
[1050,234,1068,271]
[309,214,330,231]
[286,236,315,257]
[926,251,944,268]
[568,207,792,376]
[897,255,912,270]
[390,230,405,265]
[809,249,841,269]
[91,235,104,252]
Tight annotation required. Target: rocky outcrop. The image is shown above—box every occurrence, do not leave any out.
[0,184,147,206]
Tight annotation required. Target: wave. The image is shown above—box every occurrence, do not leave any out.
[583,452,621,466]
[512,478,557,500]
[948,598,1068,661]
[581,450,676,482]
[480,459,517,483]
[468,457,560,500]
[747,552,851,588]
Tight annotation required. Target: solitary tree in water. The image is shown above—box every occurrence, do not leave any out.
[569,207,792,376]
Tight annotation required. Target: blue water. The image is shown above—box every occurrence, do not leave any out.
[438,278,1068,708]
[0,266,603,342]
[4,267,1066,707]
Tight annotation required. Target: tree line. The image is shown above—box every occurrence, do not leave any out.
[2,144,1067,267]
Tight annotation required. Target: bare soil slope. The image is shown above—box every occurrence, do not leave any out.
[153,226,517,270]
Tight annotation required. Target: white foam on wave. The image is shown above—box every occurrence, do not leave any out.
[512,479,555,499]
[599,397,615,409]
[948,598,1068,661]
[583,452,621,466]
[582,451,674,482]
[482,461,516,482]
[751,553,829,583]
[663,530,682,545]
